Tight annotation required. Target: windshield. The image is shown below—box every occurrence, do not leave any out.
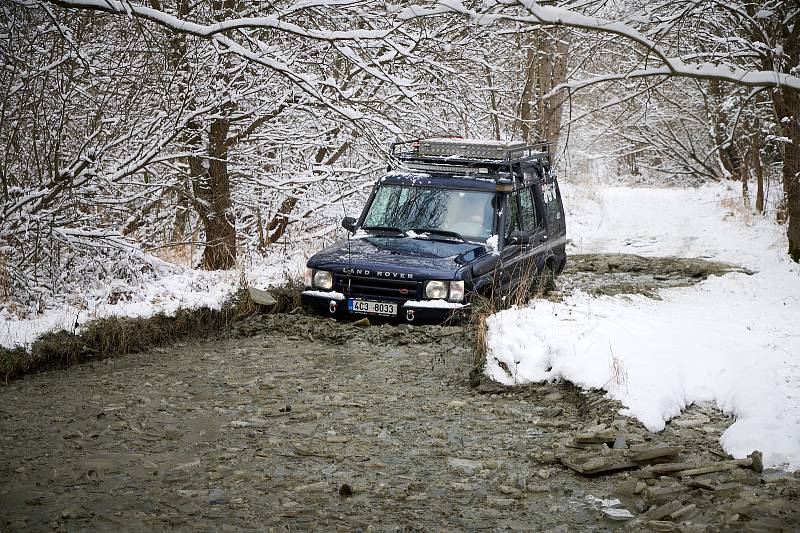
[362,185,495,240]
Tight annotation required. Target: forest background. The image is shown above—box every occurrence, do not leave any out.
[1,0,798,322]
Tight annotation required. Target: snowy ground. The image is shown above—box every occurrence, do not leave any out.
[485,183,800,471]
[0,250,306,350]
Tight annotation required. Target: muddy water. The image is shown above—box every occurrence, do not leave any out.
[1,255,798,531]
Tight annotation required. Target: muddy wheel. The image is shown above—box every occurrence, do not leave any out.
[535,263,557,295]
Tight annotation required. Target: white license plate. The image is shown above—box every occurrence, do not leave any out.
[348,299,397,316]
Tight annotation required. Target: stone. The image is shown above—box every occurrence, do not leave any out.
[647,520,680,532]
[527,483,552,493]
[428,427,447,440]
[544,392,563,402]
[447,458,483,476]
[61,508,82,519]
[339,483,353,497]
[532,451,558,464]
[672,414,710,428]
[615,477,638,498]
[713,482,742,498]
[352,318,370,327]
[644,500,682,520]
[628,445,682,462]
[670,503,697,520]
[164,428,183,440]
[207,488,228,505]
[612,419,628,431]
[574,426,616,444]
[489,497,517,508]
[613,436,628,449]
[602,507,635,521]
[248,287,277,306]
[498,485,523,498]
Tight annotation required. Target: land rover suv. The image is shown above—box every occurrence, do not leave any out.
[301,138,567,322]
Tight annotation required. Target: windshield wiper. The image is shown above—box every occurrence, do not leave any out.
[362,225,404,236]
[410,228,465,242]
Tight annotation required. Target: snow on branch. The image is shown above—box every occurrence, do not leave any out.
[399,0,800,93]
[47,0,400,40]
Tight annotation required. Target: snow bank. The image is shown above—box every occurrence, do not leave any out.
[485,183,800,470]
[1,250,305,349]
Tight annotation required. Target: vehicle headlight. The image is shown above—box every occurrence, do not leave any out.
[448,281,465,302]
[304,267,314,288]
[313,270,333,290]
[425,280,448,299]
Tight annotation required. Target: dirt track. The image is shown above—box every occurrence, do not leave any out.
[1,256,798,531]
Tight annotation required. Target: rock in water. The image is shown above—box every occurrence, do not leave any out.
[248,287,277,306]
[207,488,228,505]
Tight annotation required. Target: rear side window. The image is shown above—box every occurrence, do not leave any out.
[541,181,562,222]
[505,193,520,236]
[519,188,541,231]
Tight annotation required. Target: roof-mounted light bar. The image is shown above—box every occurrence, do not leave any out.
[402,161,490,174]
[418,138,527,160]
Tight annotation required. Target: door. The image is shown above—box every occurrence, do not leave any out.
[539,176,567,273]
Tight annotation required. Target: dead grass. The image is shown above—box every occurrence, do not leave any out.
[0,289,259,382]
[608,342,629,394]
[719,193,756,226]
[468,259,555,385]
[152,244,194,268]
[267,278,304,313]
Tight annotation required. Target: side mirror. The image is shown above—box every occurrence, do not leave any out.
[341,216,357,233]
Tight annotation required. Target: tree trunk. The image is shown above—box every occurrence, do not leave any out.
[197,116,236,270]
[484,64,501,140]
[172,186,189,241]
[518,46,537,143]
[753,141,764,215]
[778,102,800,261]
[741,163,750,212]
[708,80,737,180]
[769,12,800,262]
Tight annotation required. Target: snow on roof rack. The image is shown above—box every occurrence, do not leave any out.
[390,137,551,165]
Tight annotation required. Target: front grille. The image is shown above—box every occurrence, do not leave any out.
[335,275,421,301]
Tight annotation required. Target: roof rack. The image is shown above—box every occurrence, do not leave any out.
[390,137,552,168]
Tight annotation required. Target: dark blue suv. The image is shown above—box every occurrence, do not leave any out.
[301,138,567,323]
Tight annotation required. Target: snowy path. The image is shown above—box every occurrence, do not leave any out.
[486,184,800,470]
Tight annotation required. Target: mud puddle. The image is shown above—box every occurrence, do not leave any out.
[560,253,752,299]
[2,311,798,531]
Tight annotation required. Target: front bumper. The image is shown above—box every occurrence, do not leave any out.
[301,290,468,323]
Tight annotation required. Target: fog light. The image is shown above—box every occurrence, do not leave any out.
[314,270,333,290]
[425,280,448,299]
[448,281,465,302]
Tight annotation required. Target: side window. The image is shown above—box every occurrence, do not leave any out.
[519,187,541,231]
[541,180,562,222]
[505,192,520,237]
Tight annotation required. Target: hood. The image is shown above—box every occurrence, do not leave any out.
[307,235,488,279]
